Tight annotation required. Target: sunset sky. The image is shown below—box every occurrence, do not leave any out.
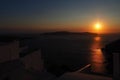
[0,0,120,33]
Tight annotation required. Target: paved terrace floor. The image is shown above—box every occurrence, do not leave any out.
[57,72,112,80]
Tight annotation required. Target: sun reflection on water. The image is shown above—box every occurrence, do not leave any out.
[94,36,101,41]
[90,36,107,74]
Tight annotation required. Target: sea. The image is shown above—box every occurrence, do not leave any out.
[35,34,120,76]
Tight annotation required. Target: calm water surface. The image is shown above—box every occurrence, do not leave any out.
[38,34,120,75]
[90,36,106,74]
[89,35,119,75]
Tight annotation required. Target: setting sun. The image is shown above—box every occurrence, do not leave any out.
[95,23,101,30]
[91,22,103,34]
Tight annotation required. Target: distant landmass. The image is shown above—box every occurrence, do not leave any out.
[42,31,98,36]
[0,31,98,43]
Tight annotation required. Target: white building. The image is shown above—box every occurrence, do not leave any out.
[0,39,57,80]
[0,40,19,63]
[21,49,44,72]
[113,53,120,80]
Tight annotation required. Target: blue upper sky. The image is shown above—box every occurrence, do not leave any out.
[0,0,120,33]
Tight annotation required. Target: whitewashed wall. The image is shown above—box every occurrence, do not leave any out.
[114,53,120,80]
[0,41,19,63]
[21,49,44,72]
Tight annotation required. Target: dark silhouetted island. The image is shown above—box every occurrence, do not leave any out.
[42,31,98,36]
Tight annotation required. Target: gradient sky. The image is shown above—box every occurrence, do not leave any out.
[0,0,120,33]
